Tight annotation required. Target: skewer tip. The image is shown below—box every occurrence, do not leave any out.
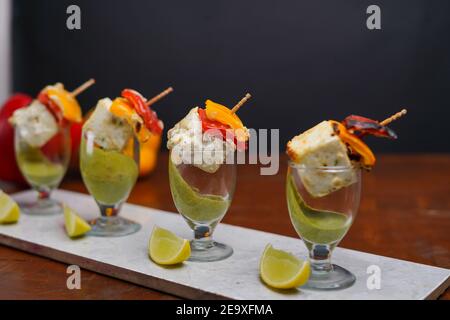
[146,86,174,107]
[231,93,252,114]
[380,108,408,126]
[71,78,96,97]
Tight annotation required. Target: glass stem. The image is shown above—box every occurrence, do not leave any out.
[191,225,214,250]
[37,186,51,202]
[98,203,122,218]
[309,244,333,274]
[38,190,50,200]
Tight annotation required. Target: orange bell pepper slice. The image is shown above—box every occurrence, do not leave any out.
[205,100,244,130]
[39,84,82,123]
[110,97,151,143]
[139,132,162,176]
[110,97,134,118]
[331,121,376,167]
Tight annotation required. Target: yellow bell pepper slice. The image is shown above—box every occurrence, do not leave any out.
[110,97,151,143]
[205,99,244,129]
[331,121,376,167]
[45,86,82,123]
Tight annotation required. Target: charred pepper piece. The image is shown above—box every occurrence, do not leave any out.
[342,115,397,139]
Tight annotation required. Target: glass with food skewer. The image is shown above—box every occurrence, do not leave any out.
[15,124,71,215]
[169,150,236,262]
[286,162,361,290]
[79,87,170,237]
[12,80,94,215]
[80,129,141,236]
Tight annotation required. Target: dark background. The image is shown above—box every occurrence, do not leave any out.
[12,0,450,152]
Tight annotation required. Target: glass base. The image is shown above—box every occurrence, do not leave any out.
[89,216,141,237]
[21,199,63,216]
[302,264,356,290]
[188,241,233,262]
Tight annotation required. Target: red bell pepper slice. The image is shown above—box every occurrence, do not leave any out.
[37,91,66,125]
[121,89,163,135]
[198,108,247,151]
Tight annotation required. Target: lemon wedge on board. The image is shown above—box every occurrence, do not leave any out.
[0,191,20,224]
[149,226,191,265]
[64,206,91,238]
[260,244,310,289]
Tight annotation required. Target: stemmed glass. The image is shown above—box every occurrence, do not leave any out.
[80,130,141,237]
[286,162,361,290]
[168,150,236,262]
[15,125,71,215]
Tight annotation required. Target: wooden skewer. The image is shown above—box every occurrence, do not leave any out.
[380,109,407,126]
[146,87,174,107]
[71,78,96,97]
[231,93,251,114]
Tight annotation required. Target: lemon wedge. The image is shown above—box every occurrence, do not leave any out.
[149,226,191,265]
[260,244,310,289]
[0,191,20,224]
[64,206,91,238]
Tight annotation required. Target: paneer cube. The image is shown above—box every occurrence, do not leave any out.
[10,100,58,148]
[167,107,236,173]
[287,121,357,197]
[83,98,133,151]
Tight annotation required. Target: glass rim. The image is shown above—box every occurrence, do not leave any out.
[288,160,360,172]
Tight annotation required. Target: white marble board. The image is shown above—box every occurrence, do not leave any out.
[0,190,449,300]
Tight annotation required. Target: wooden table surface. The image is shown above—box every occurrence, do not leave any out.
[1,153,449,300]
